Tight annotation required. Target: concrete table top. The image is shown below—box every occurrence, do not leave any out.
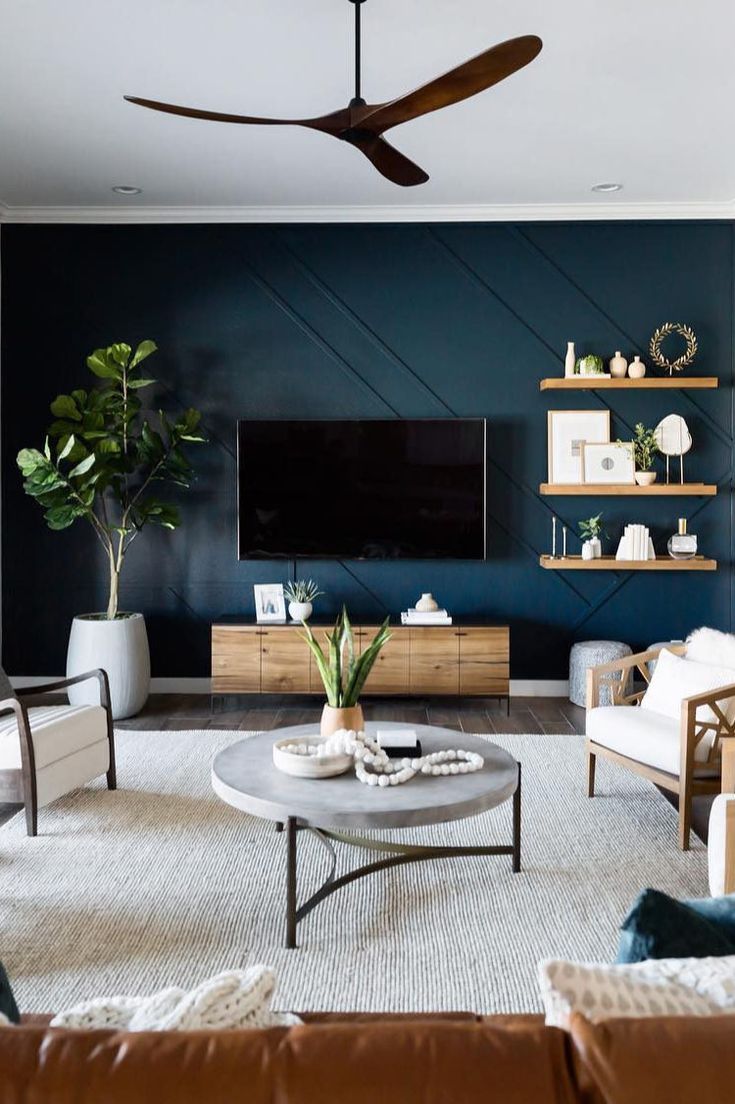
[212,722,519,830]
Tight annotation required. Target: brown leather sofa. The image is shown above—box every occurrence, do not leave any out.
[3,1011,735,1103]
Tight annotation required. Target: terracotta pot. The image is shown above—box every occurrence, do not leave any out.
[635,471,657,486]
[320,704,365,737]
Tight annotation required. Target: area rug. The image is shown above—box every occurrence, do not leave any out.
[0,728,708,1014]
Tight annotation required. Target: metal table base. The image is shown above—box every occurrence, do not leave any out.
[283,763,521,949]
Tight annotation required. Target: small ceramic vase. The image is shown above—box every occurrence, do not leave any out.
[635,471,657,486]
[589,537,602,558]
[288,600,313,623]
[609,351,628,378]
[415,593,439,612]
[564,342,576,378]
[628,356,646,379]
[320,704,364,738]
[581,541,595,561]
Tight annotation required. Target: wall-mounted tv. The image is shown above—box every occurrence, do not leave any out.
[238,418,486,561]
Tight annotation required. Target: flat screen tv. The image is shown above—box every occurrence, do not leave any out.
[237,418,486,560]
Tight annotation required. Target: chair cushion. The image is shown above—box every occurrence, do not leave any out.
[0,705,107,770]
[586,704,717,776]
[616,888,735,963]
[640,648,735,726]
[708,794,735,896]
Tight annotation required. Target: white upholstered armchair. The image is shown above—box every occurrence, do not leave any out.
[585,632,735,850]
[0,666,116,836]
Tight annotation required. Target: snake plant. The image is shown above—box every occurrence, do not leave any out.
[301,607,391,708]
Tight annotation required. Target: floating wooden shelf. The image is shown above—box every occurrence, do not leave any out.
[540,377,718,390]
[540,555,717,572]
[540,483,717,496]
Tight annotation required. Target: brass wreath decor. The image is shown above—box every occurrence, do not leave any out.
[649,322,698,376]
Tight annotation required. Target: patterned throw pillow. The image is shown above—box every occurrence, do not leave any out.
[539,955,735,1028]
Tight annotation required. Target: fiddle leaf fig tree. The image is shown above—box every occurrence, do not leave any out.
[16,340,206,620]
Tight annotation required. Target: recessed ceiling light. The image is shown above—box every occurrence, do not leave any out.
[111,185,142,196]
[591,182,622,193]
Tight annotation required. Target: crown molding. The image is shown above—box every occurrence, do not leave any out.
[0,199,734,224]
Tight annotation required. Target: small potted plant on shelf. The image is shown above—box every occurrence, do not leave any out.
[301,608,391,736]
[626,422,659,485]
[579,513,604,560]
[284,579,324,623]
[575,354,605,377]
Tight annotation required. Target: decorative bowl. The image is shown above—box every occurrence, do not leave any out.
[272,735,353,779]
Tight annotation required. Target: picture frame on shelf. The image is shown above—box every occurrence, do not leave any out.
[547,410,611,484]
[253,583,287,623]
[582,441,636,485]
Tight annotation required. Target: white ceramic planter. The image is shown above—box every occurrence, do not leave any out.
[635,471,657,486]
[581,541,595,561]
[66,613,151,720]
[288,600,313,623]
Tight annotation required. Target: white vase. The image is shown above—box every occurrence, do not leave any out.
[628,356,646,379]
[589,537,602,558]
[564,342,576,378]
[635,471,657,486]
[609,351,628,378]
[581,541,595,561]
[288,600,313,623]
[415,593,439,612]
[66,613,150,720]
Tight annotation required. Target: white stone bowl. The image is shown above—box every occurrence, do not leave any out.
[272,736,353,779]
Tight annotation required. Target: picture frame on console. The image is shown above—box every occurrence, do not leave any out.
[254,584,287,623]
[547,410,610,484]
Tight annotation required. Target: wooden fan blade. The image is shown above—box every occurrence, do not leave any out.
[358,35,542,133]
[345,133,429,187]
[124,96,350,135]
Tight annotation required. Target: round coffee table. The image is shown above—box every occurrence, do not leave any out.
[212,722,521,947]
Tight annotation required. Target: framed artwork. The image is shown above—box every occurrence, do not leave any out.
[582,442,635,485]
[547,410,611,484]
[253,583,287,623]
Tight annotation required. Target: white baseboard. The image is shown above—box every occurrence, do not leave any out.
[11,675,569,697]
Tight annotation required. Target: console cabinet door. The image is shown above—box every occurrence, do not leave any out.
[261,627,311,693]
[211,626,261,692]
[458,628,510,695]
[409,628,459,694]
[358,626,410,695]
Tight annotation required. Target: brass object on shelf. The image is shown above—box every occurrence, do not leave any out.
[649,322,698,376]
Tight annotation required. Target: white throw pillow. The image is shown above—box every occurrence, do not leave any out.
[687,627,735,671]
[708,793,735,897]
[640,648,735,725]
[539,955,735,1028]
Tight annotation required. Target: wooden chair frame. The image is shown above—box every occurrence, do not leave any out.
[586,645,735,850]
[718,739,735,895]
[0,670,115,836]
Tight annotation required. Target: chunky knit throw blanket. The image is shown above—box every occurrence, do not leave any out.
[46,968,301,1032]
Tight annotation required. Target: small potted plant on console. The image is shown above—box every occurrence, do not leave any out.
[284,579,324,623]
[301,608,391,736]
[578,513,604,560]
[628,422,659,486]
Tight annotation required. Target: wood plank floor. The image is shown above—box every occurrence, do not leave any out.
[1,693,710,841]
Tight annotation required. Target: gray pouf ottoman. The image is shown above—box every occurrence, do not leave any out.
[569,640,632,708]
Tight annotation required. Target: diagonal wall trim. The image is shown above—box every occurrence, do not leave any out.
[273,231,454,416]
[243,262,400,416]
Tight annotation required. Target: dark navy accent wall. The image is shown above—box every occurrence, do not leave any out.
[1,222,733,679]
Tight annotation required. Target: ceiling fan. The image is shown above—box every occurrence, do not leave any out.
[125,1,542,188]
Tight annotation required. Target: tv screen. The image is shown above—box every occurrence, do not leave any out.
[237,419,486,560]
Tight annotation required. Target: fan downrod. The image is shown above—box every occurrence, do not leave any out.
[347,0,367,108]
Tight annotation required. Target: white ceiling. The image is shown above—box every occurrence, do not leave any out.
[1,0,734,219]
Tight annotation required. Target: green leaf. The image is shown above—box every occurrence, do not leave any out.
[58,434,76,461]
[50,394,82,421]
[45,504,81,530]
[16,448,47,476]
[87,348,122,380]
[127,378,156,389]
[130,339,158,368]
[109,343,132,368]
[68,453,95,478]
[43,437,51,461]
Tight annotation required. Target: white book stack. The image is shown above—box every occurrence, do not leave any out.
[401,608,453,625]
[615,524,656,561]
